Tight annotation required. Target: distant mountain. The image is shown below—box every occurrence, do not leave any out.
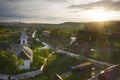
[0,21,120,32]
[0,22,57,27]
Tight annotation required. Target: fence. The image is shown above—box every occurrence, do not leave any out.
[0,69,42,80]
[0,53,53,80]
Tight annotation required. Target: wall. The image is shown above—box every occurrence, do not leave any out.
[21,60,30,70]
[0,70,42,80]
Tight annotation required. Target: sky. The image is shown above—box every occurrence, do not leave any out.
[0,0,120,23]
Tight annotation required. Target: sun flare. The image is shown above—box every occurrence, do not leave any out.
[87,7,114,21]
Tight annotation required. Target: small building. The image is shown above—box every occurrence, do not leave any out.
[7,28,33,70]
[42,31,51,38]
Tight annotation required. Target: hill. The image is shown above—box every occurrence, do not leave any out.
[0,21,120,32]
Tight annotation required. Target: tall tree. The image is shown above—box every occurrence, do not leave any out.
[0,51,23,74]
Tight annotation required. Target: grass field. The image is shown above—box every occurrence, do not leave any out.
[29,54,87,80]
[0,27,20,43]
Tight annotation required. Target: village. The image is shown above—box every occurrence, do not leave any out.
[1,0,120,80]
[0,23,120,80]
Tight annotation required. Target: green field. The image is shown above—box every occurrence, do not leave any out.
[30,54,87,80]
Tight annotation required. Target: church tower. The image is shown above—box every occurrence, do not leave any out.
[20,27,28,46]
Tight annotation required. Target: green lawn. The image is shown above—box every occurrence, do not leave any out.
[30,54,86,80]
[64,69,92,80]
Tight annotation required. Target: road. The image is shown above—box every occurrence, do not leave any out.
[32,30,37,38]
[32,30,116,80]
[40,53,53,71]
[32,31,51,49]
[55,49,114,67]
[32,30,114,67]
[55,49,80,58]
[55,49,116,80]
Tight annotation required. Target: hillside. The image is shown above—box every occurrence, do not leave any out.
[0,21,120,32]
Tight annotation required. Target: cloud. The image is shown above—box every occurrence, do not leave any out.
[0,1,26,20]
[0,0,43,20]
[45,0,67,3]
[0,0,26,4]
[0,0,120,23]
[68,0,120,11]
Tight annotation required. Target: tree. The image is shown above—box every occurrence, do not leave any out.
[50,29,71,45]
[110,50,120,64]
[76,30,97,43]
[31,49,51,69]
[50,28,61,40]
[8,34,20,43]
[0,50,23,74]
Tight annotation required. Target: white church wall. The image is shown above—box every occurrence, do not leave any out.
[21,60,30,70]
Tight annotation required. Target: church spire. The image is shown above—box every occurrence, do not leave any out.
[20,27,28,46]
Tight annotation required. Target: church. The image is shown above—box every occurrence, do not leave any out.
[7,28,33,70]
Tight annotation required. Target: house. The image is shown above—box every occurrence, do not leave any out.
[7,28,33,70]
[42,31,51,38]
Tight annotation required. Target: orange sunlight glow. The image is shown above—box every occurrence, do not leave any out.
[88,7,115,21]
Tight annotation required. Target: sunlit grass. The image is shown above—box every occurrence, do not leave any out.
[34,54,86,80]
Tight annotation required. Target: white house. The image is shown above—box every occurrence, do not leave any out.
[8,28,33,70]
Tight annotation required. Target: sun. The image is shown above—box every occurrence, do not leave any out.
[87,7,114,21]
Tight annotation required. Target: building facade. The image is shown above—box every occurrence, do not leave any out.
[7,28,33,70]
